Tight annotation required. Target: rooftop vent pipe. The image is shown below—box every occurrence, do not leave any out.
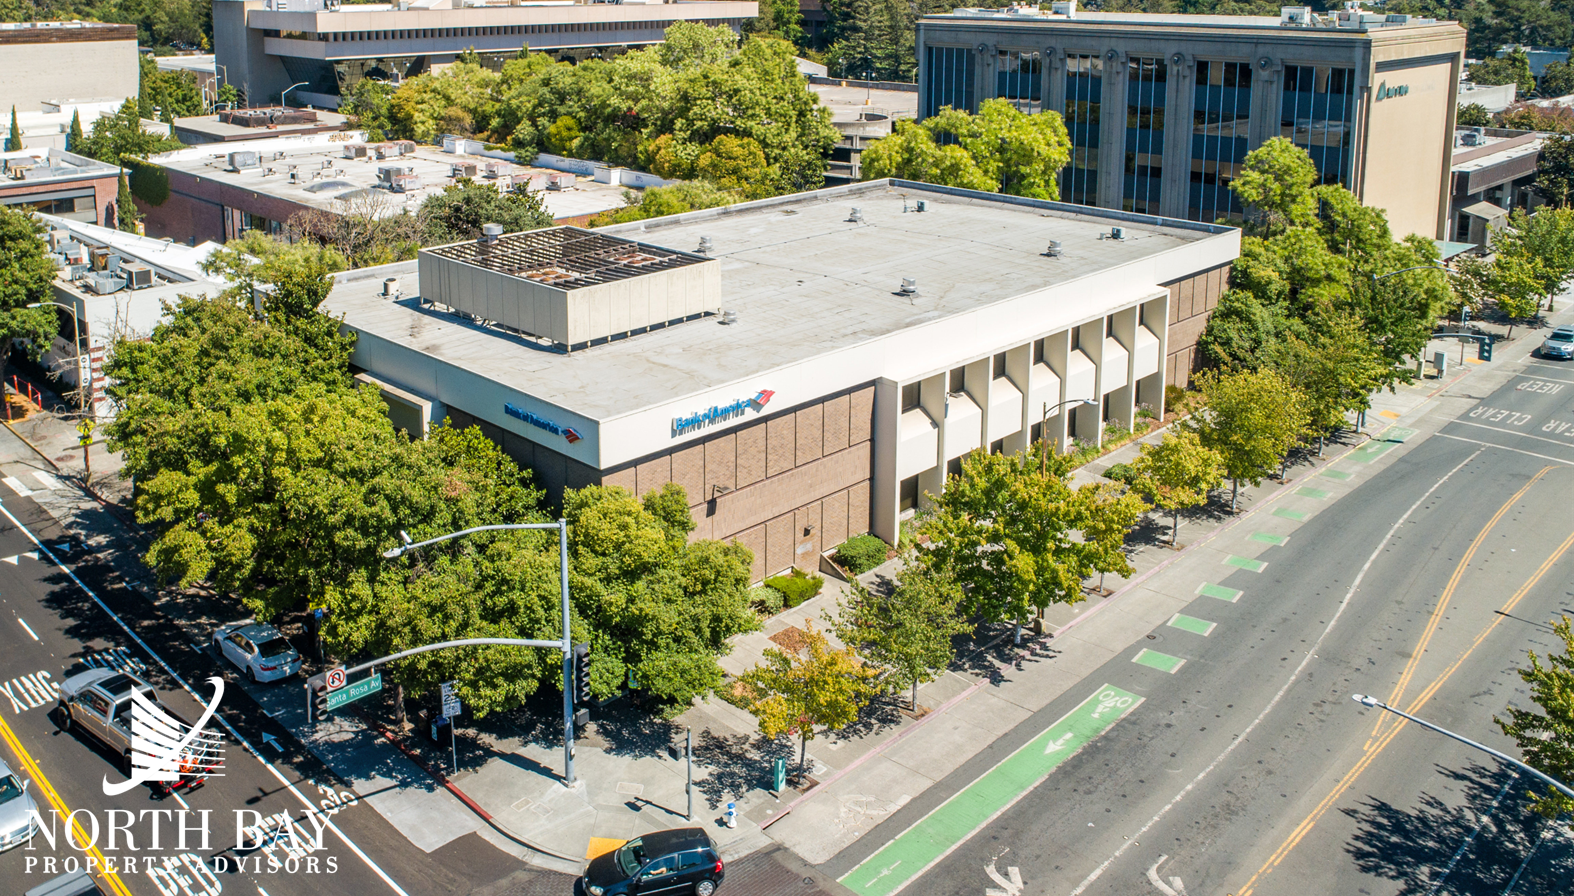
[1045,240,1062,257]
[698,236,714,256]
[480,222,504,244]
[383,277,399,297]
[849,207,864,223]
[900,277,918,295]
[721,310,738,325]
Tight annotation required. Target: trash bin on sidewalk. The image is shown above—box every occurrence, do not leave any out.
[430,714,452,747]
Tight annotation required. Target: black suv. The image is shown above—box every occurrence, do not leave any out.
[582,828,724,896]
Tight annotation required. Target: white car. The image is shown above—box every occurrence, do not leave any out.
[0,759,39,852]
[213,622,303,683]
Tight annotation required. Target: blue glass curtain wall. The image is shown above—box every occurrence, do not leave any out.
[1062,54,1103,206]
[923,45,977,118]
[996,50,1042,113]
[1280,64,1355,187]
[1189,60,1252,222]
[1123,56,1167,214]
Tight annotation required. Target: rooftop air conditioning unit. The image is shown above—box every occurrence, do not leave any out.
[288,170,300,183]
[64,263,89,280]
[1280,6,1311,24]
[452,163,477,178]
[104,254,121,273]
[86,273,125,295]
[546,173,571,190]
[62,246,87,265]
[228,151,260,171]
[47,230,72,251]
[90,247,112,271]
[1050,0,1075,15]
[344,144,368,159]
[1459,130,1481,146]
[484,162,503,178]
[122,263,154,289]
[1111,226,1126,240]
[394,141,415,155]
[1385,13,1410,23]
[390,173,422,192]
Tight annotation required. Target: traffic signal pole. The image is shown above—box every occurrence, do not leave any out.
[559,519,576,786]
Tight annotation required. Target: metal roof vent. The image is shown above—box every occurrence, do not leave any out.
[383,277,399,297]
[1045,240,1062,257]
[900,277,918,295]
[480,222,504,243]
[849,207,864,223]
[721,310,738,325]
[915,200,926,212]
[1111,226,1126,240]
[698,236,714,256]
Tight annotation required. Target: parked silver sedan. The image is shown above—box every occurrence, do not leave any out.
[212,622,303,683]
[1541,326,1574,360]
[0,758,39,852]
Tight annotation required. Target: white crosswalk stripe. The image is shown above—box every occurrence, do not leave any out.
[30,470,62,490]
[2,476,31,497]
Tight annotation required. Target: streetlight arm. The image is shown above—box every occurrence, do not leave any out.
[342,637,564,676]
[1351,694,1574,800]
[382,521,562,558]
[1373,264,1450,282]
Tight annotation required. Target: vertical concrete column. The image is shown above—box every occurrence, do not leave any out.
[918,372,947,507]
[975,42,994,112]
[1043,45,1063,117]
[871,377,900,545]
[1004,342,1033,455]
[1098,49,1126,211]
[1143,293,1171,417]
[1108,305,1138,433]
[965,355,990,447]
[1162,52,1192,220]
[1079,320,1105,446]
[1250,59,1281,156]
[1045,329,1072,453]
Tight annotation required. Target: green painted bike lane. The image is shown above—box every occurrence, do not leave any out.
[839,684,1143,896]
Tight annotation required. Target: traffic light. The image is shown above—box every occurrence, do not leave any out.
[309,675,330,721]
[1478,336,1494,362]
[572,642,591,706]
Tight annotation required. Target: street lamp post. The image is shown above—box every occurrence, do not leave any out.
[1041,397,1099,475]
[26,301,87,412]
[1350,694,1574,801]
[280,81,308,110]
[384,520,579,785]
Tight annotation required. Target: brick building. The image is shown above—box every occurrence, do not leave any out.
[324,179,1240,581]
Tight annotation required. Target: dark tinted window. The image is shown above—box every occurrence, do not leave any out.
[642,857,678,878]
[257,638,294,659]
[678,850,707,870]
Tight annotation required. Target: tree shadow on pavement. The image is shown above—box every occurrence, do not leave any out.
[1340,761,1574,895]
[691,728,793,811]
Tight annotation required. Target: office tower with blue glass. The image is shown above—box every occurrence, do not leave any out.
[915,5,1465,239]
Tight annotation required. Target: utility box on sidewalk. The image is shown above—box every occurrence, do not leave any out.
[1433,350,1448,378]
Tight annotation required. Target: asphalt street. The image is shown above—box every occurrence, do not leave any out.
[824,361,1574,895]
[0,494,567,896]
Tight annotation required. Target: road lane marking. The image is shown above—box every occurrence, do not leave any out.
[30,470,61,490]
[1293,486,1330,499]
[1451,419,1574,450]
[839,684,1142,896]
[1167,614,1215,636]
[1196,583,1241,602]
[1132,649,1185,673]
[1,670,59,713]
[1067,447,1484,896]
[1318,469,1352,480]
[1369,465,1553,747]
[1238,523,1574,895]
[1222,555,1266,573]
[18,617,38,640]
[1247,533,1288,546]
[2,475,32,496]
[1271,508,1308,521]
[1434,431,1574,467]
[0,499,413,896]
[0,702,133,896]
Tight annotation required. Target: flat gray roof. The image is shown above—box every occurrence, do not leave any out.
[173,110,349,140]
[924,9,1455,33]
[0,148,119,189]
[325,180,1234,420]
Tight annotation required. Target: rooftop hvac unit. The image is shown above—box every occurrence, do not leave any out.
[1110,226,1126,240]
[1280,6,1311,24]
[343,144,368,159]
[1385,13,1410,22]
[64,263,90,279]
[1459,130,1481,146]
[1050,0,1075,16]
[451,163,477,178]
[484,162,503,178]
[62,246,87,265]
[377,164,414,184]
[47,230,72,251]
[104,254,121,273]
[289,170,301,183]
[85,272,125,295]
[393,141,416,155]
[545,173,571,190]
[228,151,261,171]
[390,173,422,192]
[90,247,112,271]
[6,161,32,180]
[121,263,154,289]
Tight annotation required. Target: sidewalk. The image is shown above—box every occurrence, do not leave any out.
[0,312,1546,878]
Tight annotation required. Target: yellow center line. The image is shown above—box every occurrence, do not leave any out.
[0,711,134,896]
[1366,466,1552,747]
[1237,524,1574,896]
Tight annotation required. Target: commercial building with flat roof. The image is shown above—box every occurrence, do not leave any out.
[324,179,1239,579]
[0,22,139,113]
[140,132,641,244]
[916,4,1465,239]
[1448,127,1549,248]
[213,0,758,108]
[172,108,351,145]
[0,148,122,226]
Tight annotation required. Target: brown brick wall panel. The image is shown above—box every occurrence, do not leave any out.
[848,386,874,444]
[688,508,713,541]
[603,466,637,494]
[736,422,766,487]
[822,394,850,455]
[765,514,794,577]
[823,489,849,548]
[636,456,671,497]
[710,444,871,541]
[795,501,823,568]
[670,443,706,506]
[1175,275,1195,321]
[795,406,824,467]
[848,481,871,536]
[1166,312,1210,359]
[766,415,796,477]
[705,433,736,495]
[737,525,767,582]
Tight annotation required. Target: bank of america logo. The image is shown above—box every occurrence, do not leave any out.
[102,677,226,796]
[749,390,774,410]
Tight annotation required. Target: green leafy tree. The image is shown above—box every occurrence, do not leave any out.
[591,180,740,225]
[1129,430,1224,545]
[137,54,203,121]
[342,77,395,142]
[1469,49,1536,97]
[543,115,583,157]
[1456,102,1491,127]
[1540,60,1574,98]
[116,170,140,233]
[1495,615,1574,819]
[863,99,1072,199]
[216,83,239,110]
[1496,102,1574,134]
[831,567,969,711]
[416,179,553,245]
[1184,368,1309,510]
[0,207,62,391]
[1231,136,1318,232]
[695,135,769,195]
[741,623,880,774]
[744,0,805,46]
[389,61,501,142]
[75,99,183,164]
[915,450,1141,630]
[66,109,83,152]
[1536,134,1574,208]
[201,230,349,307]
[1269,314,1388,454]
[5,106,19,151]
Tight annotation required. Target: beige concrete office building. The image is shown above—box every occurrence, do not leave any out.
[917,5,1466,238]
[0,22,139,113]
[324,180,1239,580]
